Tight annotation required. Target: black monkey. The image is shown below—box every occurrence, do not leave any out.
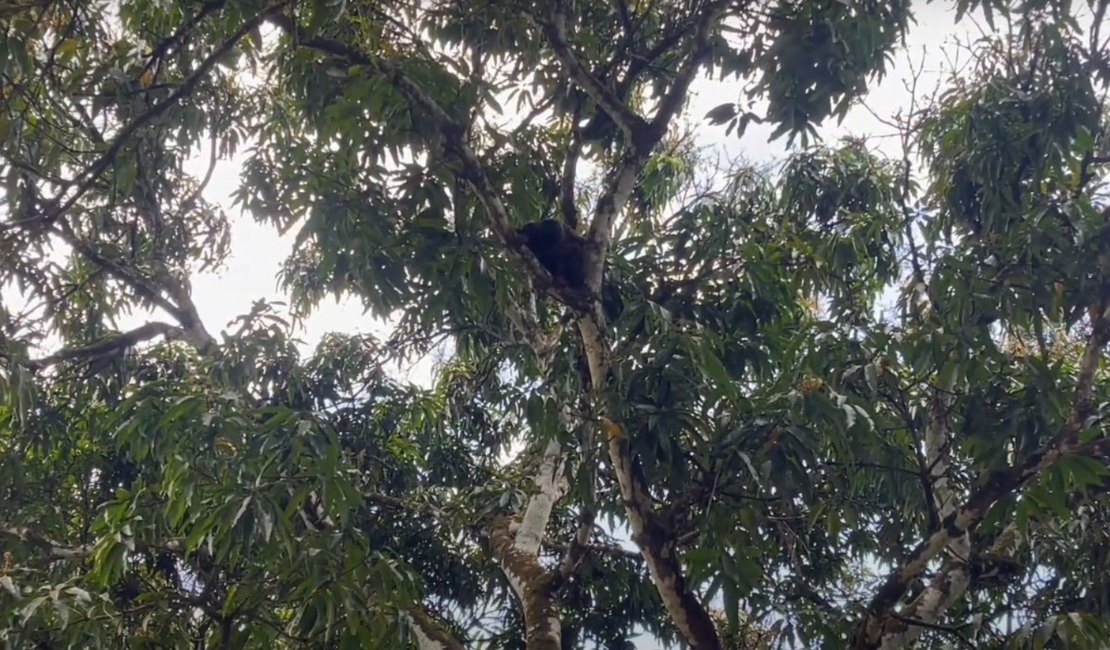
[516,219,589,289]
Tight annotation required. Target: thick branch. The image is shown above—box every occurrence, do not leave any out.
[561,7,726,649]
[501,438,567,648]
[876,466,1110,649]
[600,415,722,649]
[876,456,1110,649]
[556,493,597,583]
[868,392,964,650]
[515,439,568,557]
[491,515,562,650]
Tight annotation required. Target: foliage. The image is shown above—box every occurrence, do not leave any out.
[1,1,1110,649]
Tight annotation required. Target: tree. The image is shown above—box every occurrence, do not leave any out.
[1,0,1109,648]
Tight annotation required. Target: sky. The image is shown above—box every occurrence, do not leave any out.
[172,1,984,389]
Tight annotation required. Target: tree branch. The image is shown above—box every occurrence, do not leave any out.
[598,415,723,649]
[527,2,651,145]
[559,6,728,649]
[138,0,229,81]
[492,515,562,649]
[0,524,92,560]
[547,536,641,563]
[889,613,975,650]
[50,220,214,348]
[853,313,1110,648]
[560,129,582,231]
[583,1,725,278]
[0,523,188,561]
[404,606,466,650]
[647,4,724,139]
[4,1,286,234]
[27,321,187,370]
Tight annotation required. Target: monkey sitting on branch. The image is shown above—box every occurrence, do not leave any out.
[515,218,626,321]
[516,218,590,291]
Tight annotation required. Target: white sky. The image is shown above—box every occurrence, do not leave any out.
[177,2,983,389]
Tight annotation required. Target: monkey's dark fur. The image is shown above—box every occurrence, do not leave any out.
[517,219,589,289]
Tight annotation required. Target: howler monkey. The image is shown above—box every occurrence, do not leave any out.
[516,219,589,289]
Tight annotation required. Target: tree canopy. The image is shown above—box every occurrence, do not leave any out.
[2,0,1110,648]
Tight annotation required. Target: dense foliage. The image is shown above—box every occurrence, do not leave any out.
[2,1,1110,649]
